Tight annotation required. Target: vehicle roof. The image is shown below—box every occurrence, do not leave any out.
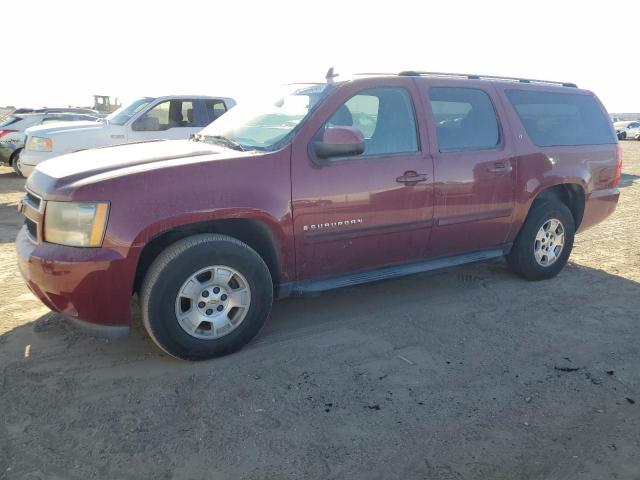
[14,111,98,119]
[149,95,235,101]
[332,70,584,92]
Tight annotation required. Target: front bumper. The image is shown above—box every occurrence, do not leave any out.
[17,149,56,177]
[16,225,134,329]
[578,188,620,233]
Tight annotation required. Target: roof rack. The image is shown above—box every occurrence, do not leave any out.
[356,71,577,88]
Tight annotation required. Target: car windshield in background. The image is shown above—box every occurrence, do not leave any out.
[0,116,21,128]
[106,98,154,126]
[198,84,332,151]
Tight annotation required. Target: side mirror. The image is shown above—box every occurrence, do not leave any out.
[312,127,365,161]
[132,116,160,132]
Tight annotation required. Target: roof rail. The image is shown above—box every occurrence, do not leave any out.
[356,71,577,88]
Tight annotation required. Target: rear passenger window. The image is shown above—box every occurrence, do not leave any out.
[206,100,227,123]
[505,90,615,146]
[429,87,500,152]
[325,87,418,156]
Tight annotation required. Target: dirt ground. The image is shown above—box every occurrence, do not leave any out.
[0,143,639,480]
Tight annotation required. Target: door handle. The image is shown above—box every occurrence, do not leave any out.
[396,171,429,184]
[487,161,512,173]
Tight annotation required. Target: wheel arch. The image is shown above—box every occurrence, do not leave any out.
[132,217,285,296]
[534,183,585,229]
[527,183,586,231]
[9,147,22,166]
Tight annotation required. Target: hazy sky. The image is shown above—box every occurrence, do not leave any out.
[3,0,638,113]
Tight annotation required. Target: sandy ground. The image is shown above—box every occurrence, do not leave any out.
[0,143,639,480]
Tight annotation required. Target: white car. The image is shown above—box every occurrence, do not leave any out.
[18,95,235,177]
[0,109,100,173]
[614,120,640,140]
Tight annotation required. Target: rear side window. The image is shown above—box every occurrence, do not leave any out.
[506,90,615,146]
[429,87,500,152]
[205,100,227,123]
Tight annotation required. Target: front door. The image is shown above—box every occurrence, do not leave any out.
[127,99,205,143]
[291,82,435,280]
[422,83,516,257]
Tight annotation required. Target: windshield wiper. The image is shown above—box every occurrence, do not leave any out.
[205,135,247,152]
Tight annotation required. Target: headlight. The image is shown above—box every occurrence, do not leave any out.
[26,136,53,152]
[44,201,109,247]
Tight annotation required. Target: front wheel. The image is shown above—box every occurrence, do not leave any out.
[507,200,575,281]
[141,234,273,360]
[9,149,22,175]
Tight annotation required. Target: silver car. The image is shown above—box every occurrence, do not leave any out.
[614,120,640,140]
[0,109,100,173]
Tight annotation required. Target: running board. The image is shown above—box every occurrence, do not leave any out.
[278,245,510,298]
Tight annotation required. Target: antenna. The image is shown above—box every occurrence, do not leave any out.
[325,67,339,84]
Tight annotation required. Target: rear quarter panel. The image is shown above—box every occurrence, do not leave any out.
[492,83,618,240]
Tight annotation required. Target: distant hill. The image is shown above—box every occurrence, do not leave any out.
[611,113,640,121]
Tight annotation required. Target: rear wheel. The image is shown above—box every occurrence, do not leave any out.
[141,234,273,360]
[507,200,575,281]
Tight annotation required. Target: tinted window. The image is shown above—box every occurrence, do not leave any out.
[325,87,418,156]
[506,90,615,146]
[429,87,500,152]
[629,122,640,128]
[205,100,227,123]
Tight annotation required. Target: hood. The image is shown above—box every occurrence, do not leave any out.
[26,120,105,137]
[28,140,246,197]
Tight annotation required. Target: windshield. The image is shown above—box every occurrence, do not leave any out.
[198,84,332,151]
[106,98,154,126]
[0,115,21,128]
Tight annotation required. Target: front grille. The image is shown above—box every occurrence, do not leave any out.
[25,218,37,240]
[25,190,41,210]
[19,189,44,243]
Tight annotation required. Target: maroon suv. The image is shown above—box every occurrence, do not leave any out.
[17,71,622,360]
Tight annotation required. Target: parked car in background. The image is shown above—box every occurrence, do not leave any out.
[17,95,235,177]
[614,120,640,140]
[0,110,101,173]
[16,71,620,360]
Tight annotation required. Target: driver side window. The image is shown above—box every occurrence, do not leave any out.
[325,87,418,156]
[133,100,197,131]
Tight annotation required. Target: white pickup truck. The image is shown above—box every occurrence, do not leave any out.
[17,95,235,177]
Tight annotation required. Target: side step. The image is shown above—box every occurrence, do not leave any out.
[279,246,510,298]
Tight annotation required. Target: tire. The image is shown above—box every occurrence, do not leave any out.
[9,149,22,175]
[619,131,627,140]
[141,234,273,361]
[507,199,575,281]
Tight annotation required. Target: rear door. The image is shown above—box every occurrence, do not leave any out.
[291,79,435,280]
[420,81,517,257]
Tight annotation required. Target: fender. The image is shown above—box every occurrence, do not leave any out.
[123,207,294,284]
